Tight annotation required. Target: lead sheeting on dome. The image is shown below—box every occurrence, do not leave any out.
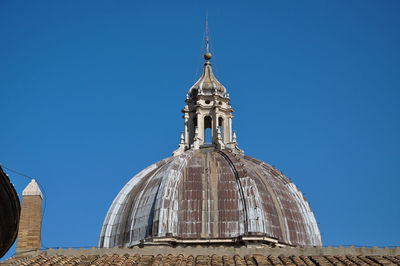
[99,149,322,247]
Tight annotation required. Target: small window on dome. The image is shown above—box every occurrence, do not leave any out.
[205,100,211,104]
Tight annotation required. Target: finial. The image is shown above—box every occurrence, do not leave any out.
[204,37,212,61]
[180,132,184,144]
[232,131,237,143]
[204,14,212,61]
[204,50,212,61]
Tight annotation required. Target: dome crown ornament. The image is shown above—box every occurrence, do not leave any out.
[204,51,212,61]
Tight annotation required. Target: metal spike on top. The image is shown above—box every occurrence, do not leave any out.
[204,14,212,61]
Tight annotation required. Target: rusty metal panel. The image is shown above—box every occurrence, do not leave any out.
[173,151,203,238]
[174,149,246,239]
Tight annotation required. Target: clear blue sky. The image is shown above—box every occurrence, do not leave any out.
[1,0,399,259]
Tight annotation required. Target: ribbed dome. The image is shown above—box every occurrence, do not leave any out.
[99,148,322,248]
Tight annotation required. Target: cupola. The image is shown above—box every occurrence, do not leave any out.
[173,37,242,156]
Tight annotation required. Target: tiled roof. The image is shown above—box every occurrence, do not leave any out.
[3,253,400,266]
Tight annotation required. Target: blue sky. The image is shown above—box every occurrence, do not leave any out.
[1,0,399,259]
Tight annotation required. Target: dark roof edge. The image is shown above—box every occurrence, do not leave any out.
[0,165,21,258]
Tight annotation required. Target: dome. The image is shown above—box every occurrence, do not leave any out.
[99,33,322,248]
[99,148,322,248]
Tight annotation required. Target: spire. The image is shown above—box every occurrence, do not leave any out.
[188,19,225,99]
[204,14,212,61]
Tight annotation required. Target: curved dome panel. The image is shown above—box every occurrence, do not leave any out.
[99,149,322,248]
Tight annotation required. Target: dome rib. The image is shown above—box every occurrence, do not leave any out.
[222,151,282,239]
[216,151,249,235]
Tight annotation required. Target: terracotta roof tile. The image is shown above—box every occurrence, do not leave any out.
[345,255,367,266]
[288,255,304,266]
[278,255,295,266]
[2,254,400,266]
[384,256,400,265]
[333,255,356,266]
[186,255,195,266]
[367,255,397,265]
[243,255,256,266]
[298,255,315,266]
[309,256,333,266]
[324,255,345,266]
[222,255,234,266]
[357,256,380,266]
[210,254,221,266]
[233,254,246,266]
[253,254,272,266]
[267,255,283,266]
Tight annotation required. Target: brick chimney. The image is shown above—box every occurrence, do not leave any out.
[16,179,43,255]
